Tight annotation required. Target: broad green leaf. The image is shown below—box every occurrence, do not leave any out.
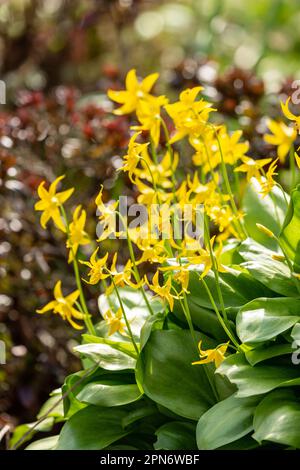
[280,184,300,273]
[37,390,64,420]
[122,405,159,428]
[10,417,54,449]
[291,323,300,343]
[75,343,136,370]
[137,329,219,420]
[243,178,288,249]
[245,343,293,365]
[218,353,300,397]
[253,390,300,448]
[57,406,129,450]
[82,334,137,358]
[196,394,259,450]
[239,238,299,297]
[76,382,142,407]
[237,297,300,344]
[25,435,59,450]
[154,422,197,450]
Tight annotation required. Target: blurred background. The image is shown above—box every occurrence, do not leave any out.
[1,0,300,444]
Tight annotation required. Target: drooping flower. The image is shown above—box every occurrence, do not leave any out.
[192,340,229,368]
[258,159,278,198]
[281,98,300,131]
[81,248,109,285]
[119,132,148,183]
[133,94,169,147]
[165,87,215,143]
[264,119,296,163]
[187,236,227,278]
[35,175,74,232]
[145,271,175,311]
[36,280,84,330]
[103,307,126,336]
[234,157,272,181]
[67,205,90,263]
[108,69,159,115]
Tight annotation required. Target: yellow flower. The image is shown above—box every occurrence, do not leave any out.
[191,126,249,173]
[192,340,229,368]
[165,87,215,143]
[258,159,278,198]
[109,254,141,288]
[264,119,296,163]
[120,132,148,183]
[103,308,125,336]
[188,236,226,278]
[67,205,89,263]
[146,271,175,311]
[36,280,84,330]
[133,94,169,147]
[34,175,74,232]
[107,69,159,115]
[281,98,300,131]
[234,157,272,181]
[160,264,190,293]
[95,185,119,241]
[81,248,109,285]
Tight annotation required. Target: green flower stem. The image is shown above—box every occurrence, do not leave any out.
[204,216,240,348]
[60,205,96,336]
[213,130,248,240]
[200,277,238,349]
[290,145,296,189]
[116,210,155,317]
[111,277,139,355]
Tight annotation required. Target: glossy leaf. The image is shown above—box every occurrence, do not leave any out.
[155,422,197,450]
[253,390,300,448]
[237,297,300,344]
[217,353,300,397]
[196,394,259,450]
[57,406,129,450]
[138,329,218,420]
[280,184,300,273]
[76,382,142,407]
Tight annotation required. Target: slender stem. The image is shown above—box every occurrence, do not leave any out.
[200,277,239,349]
[160,117,178,203]
[60,206,95,335]
[214,130,247,239]
[127,231,155,316]
[111,277,139,355]
[290,145,296,189]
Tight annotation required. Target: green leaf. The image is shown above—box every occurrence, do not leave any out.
[75,343,136,370]
[280,184,300,273]
[82,334,137,358]
[245,343,293,365]
[237,297,300,344]
[196,394,259,450]
[243,178,288,249]
[36,390,64,420]
[239,238,299,297]
[25,435,59,450]
[10,417,54,449]
[154,422,197,450]
[137,329,218,420]
[57,406,129,450]
[253,390,300,448]
[76,382,142,407]
[218,353,300,397]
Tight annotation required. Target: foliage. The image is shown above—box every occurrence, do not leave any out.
[9,68,300,451]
